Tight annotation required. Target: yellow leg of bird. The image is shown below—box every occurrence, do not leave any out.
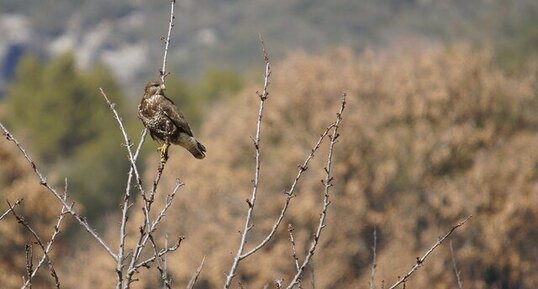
[158,143,170,163]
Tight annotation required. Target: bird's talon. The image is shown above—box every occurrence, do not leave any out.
[158,143,170,163]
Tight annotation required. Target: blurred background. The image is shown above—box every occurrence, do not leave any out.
[0,0,537,288]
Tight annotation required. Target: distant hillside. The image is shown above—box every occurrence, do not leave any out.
[1,0,537,92]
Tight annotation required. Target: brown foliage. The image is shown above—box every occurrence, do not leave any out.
[97,45,535,288]
[0,139,65,288]
[7,44,537,288]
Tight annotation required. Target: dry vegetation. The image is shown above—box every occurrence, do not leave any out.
[1,44,537,288]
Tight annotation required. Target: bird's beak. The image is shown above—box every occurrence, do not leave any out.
[160,83,166,91]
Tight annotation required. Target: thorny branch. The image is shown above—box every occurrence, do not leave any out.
[240,120,339,259]
[287,224,303,289]
[223,35,271,289]
[286,94,346,289]
[0,122,117,260]
[116,1,178,287]
[7,201,62,289]
[160,0,176,82]
[116,129,147,289]
[0,198,21,221]
[387,216,472,289]
[22,196,68,289]
[149,234,172,289]
[131,236,183,272]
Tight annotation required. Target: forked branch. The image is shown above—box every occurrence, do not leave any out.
[0,122,117,260]
[286,94,346,289]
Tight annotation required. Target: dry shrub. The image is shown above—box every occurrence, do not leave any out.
[48,44,538,288]
[150,45,536,288]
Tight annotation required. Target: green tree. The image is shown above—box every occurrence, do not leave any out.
[165,68,243,128]
[4,53,132,220]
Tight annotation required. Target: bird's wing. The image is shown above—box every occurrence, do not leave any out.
[160,96,194,136]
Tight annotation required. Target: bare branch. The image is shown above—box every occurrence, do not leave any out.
[288,224,303,289]
[240,121,336,259]
[160,0,176,82]
[24,243,33,288]
[125,179,182,287]
[449,241,463,289]
[22,201,68,289]
[288,224,301,271]
[0,198,22,221]
[387,216,472,289]
[223,35,271,289]
[286,94,346,289]
[186,256,206,289]
[369,227,377,289]
[99,88,144,195]
[117,129,148,289]
[0,122,117,260]
[7,201,61,289]
[131,237,184,273]
[149,234,172,289]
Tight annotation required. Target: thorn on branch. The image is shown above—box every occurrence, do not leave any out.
[246,199,253,208]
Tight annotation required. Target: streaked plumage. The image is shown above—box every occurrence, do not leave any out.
[138,80,206,160]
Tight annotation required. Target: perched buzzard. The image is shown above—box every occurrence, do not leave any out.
[138,80,206,161]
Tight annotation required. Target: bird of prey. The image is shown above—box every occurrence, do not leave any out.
[138,80,206,161]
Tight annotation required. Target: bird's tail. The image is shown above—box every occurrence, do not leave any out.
[183,136,206,159]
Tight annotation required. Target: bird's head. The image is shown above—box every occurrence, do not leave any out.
[144,80,166,97]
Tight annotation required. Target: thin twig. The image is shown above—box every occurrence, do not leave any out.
[286,94,346,289]
[22,200,68,289]
[0,199,22,221]
[117,129,147,289]
[24,243,33,288]
[7,201,61,289]
[369,227,377,289]
[125,179,181,287]
[162,234,172,289]
[160,0,176,82]
[240,120,336,259]
[131,237,184,272]
[100,87,176,289]
[99,89,144,194]
[120,0,178,284]
[223,35,271,289]
[186,256,206,289]
[149,234,172,289]
[387,216,472,289]
[288,224,303,289]
[0,122,117,260]
[449,241,463,289]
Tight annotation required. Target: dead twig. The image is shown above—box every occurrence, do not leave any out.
[387,216,472,289]
[0,122,117,260]
[22,198,68,289]
[160,0,176,82]
[0,199,22,221]
[7,201,62,289]
[286,94,346,289]
[186,256,206,289]
[223,34,271,289]
[288,224,303,289]
[449,241,463,289]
